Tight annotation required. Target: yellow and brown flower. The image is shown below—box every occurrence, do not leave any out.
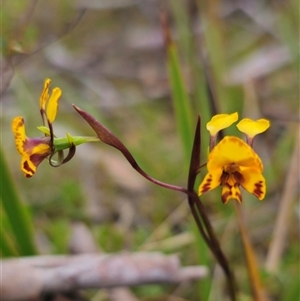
[11,79,77,177]
[12,117,52,177]
[198,136,266,203]
[198,112,270,204]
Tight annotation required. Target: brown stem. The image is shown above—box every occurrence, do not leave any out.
[187,116,236,301]
[73,106,237,300]
[234,202,267,301]
[193,194,237,301]
[187,196,212,247]
[73,104,190,195]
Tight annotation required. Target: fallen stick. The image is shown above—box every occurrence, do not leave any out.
[1,252,207,301]
[69,221,139,301]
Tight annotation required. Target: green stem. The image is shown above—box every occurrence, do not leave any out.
[53,136,99,151]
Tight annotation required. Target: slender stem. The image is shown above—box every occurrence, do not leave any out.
[187,115,236,301]
[194,195,237,301]
[234,202,267,301]
[188,198,212,247]
[73,105,237,299]
[134,164,191,195]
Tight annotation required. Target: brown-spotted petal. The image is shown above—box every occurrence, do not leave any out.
[198,169,222,196]
[240,168,266,200]
[221,182,242,204]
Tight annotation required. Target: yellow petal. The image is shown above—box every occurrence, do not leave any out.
[40,79,51,111]
[12,117,26,155]
[31,143,52,155]
[21,144,51,178]
[207,136,263,173]
[198,169,222,195]
[236,118,270,138]
[221,181,242,204]
[206,112,238,136]
[46,87,62,123]
[21,155,37,178]
[240,168,266,200]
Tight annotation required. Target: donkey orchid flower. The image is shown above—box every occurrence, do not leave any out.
[12,79,97,177]
[198,136,266,203]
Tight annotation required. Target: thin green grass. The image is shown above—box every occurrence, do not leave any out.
[166,43,194,164]
[0,148,37,256]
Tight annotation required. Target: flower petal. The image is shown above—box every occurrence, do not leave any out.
[198,169,222,195]
[46,87,62,124]
[21,143,51,177]
[12,117,26,155]
[40,79,51,111]
[12,116,52,177]
[221,181,242,204]
[236,118,270,138]
[21,155,37,178]
[30,143,52,156]
[240,168,266,200]
[207,136,263,173]
[206,112,238,136]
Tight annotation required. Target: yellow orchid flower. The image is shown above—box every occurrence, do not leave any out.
[12,79,100,177]
[12,79,62,177]
[198,136,266,204]
[11,79,93,177]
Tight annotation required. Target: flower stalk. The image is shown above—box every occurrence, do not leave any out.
[187,116,237,301]
[198,112,270,301]
[73,105,237,301]
[234,202,267,301]
[72,105,189,195]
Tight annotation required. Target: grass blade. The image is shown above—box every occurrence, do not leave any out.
[167,43,194,163]
[0,147,37,256]
[161,11,194,164]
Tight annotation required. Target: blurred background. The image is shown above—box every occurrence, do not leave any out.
[1,0,299,300]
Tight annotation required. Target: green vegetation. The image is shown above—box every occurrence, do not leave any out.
[1,1,298,300]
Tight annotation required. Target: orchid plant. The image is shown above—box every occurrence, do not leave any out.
[11,78,270,301]
[11,79,98,177]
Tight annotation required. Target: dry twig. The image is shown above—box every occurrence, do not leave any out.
[1,252,207,301]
